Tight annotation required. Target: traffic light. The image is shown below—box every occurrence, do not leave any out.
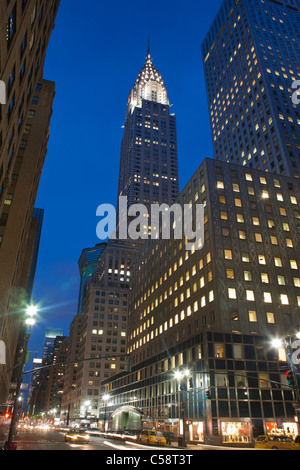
[205,390,211,400]
[286,369,295,387]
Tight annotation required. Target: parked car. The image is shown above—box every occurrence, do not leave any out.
[292,435,300,450]
[64,429,90,443]
[139,430,166,446]
[254,435,294,450]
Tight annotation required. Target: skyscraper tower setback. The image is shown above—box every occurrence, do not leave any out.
[201,0,300,178]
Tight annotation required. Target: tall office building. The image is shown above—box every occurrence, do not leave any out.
[77,243,106,316]
[201,0,300,177]
[103,158,300,442]
[61,48,181,424]
[116,46,179,231]
[0,0,60,404]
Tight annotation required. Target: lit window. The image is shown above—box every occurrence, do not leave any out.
[293,278,300,287]
[248,310,257,322]
[228,288,236,299]
[280,294,289,305]
[266,312,275,324]
[270,236,278,245]
[226,268,234,279]
[261,273,269,283]
[276,193,283,201]
[246,290,255,301]
[264,292,272,303]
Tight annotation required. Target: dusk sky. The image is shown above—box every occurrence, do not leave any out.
[28,0,223,359]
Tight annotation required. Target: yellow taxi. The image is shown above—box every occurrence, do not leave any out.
[254,435,294,450]
[139,430,166,446]
[292,435,300,450]
[64,429,90,443]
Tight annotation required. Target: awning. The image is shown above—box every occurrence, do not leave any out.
[111,405,143,417]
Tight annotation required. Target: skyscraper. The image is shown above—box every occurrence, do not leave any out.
[61,47,180,424]
[201,0,300,177]
[116,46,179,232]
[103,158,300,442]
[77,243,106,316]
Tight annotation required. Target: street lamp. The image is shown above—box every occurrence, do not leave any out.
[4,303,37,450]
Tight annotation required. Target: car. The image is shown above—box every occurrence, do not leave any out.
[292,435,300,450]
[64,429,90,443]
[139,430,166,446]
[254,434,294,450]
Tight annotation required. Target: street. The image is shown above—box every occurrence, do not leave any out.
[0,426,256,451]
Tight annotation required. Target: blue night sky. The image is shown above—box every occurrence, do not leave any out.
[28,0,223,357]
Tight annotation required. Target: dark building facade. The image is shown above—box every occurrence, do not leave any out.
[0,0,60,404]
[102,158,300,443]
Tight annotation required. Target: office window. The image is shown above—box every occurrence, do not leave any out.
[264,292,272,303]
[239,230,246,240]
[246,290,255,301]
[266,312,275,324]
[226,268,235,279]
[228,288,237,299]
[248,310,257,322]
[280,294,289,305]
[290,260,298,270]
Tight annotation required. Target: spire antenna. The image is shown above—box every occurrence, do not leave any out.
[147,36,150,56]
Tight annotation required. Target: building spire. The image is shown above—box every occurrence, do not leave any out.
[147,36,151,57]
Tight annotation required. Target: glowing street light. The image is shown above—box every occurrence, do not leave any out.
[4,302,38,450]
[271,338,283,349]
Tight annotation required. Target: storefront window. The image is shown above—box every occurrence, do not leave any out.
[266,422,298,438]
[222,421,251,443]
[190,421,204,442]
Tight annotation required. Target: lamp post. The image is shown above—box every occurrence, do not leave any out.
[4,304,37,450]
[174,369,190,447]
[272,331,300,433]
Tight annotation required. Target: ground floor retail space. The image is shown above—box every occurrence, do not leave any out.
[188,418,299,444]
[148,418,299,444]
